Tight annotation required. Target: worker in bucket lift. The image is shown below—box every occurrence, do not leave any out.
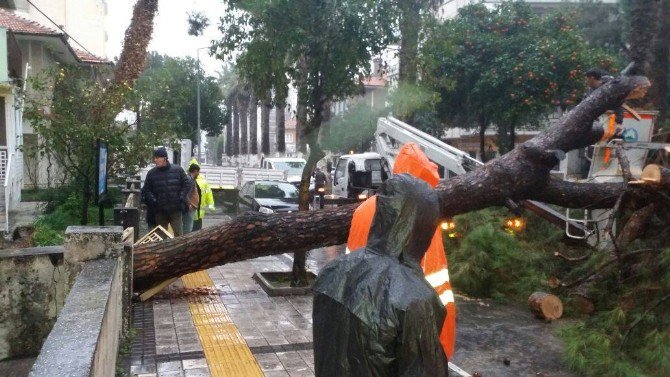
[313,174,449,376]
[346,143,456,361]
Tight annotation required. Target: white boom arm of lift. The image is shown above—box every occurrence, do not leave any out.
[375,116,483,175]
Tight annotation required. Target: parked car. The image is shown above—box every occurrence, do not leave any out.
[238,180,300,213]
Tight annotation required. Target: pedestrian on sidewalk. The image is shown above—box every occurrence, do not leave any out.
[188,159,215,231]
[141,147,193,236]
[182,167,200,233]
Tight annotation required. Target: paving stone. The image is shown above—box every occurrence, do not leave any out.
[157,360,182,373]
[264,371,291,377]
[254,353,284,372]
[182,358,208,370]
[131,364,157,374]
[158,371,184,377]
[183,367,210,377]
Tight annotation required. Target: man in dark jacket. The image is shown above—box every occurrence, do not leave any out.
[141,147,193,236]
[312,174,449,377]
[584,68,624,127]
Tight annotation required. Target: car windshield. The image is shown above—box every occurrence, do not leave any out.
[255,182,299,199]
[272,161,305,175]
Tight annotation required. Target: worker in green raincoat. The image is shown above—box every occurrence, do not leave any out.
[185,159,216,232]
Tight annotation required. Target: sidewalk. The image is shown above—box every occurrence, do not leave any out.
[127,246,340,377]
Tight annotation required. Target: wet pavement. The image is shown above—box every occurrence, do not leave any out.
[126,222,574,377]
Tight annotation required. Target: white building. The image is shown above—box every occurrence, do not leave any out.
[0,3,108,231]
[12,0,107,58]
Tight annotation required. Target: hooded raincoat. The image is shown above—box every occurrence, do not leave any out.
[346,143,456,359]
[313,174,449,377]
[188,158,216,220]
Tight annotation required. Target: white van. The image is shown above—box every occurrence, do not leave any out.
[260,157,312,186]
[332,152,389,199]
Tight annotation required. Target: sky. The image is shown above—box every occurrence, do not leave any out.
[105,0,229,77]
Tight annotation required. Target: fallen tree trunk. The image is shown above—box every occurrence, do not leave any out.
[134,74,659,292]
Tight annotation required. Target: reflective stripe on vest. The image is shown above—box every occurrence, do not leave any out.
[425,268,450,288]
[439,289,455,305]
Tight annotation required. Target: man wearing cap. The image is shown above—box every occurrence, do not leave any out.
[141,147,193,236]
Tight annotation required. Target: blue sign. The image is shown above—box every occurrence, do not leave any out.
[97,141,108,201]
[621,128,639,143]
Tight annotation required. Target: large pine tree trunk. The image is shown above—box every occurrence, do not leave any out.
[133,74,656,293]
[249,92,258,154]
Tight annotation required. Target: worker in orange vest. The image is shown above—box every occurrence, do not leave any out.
[346,142,456,360]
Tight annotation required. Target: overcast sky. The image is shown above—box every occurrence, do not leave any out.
[105,0,229,77]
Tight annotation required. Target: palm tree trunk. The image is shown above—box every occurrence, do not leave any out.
[249,92,258,154]
[225,99,232,156]
[276,102,286,153]
[232,99,239,156]
[261,98,271,155]
[239,95,249,155]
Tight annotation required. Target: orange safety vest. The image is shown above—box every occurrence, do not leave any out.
[345,143,456,359]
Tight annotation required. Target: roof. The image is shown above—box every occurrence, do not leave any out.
[0,8,59,36]
[362,75,387,87]
[0,8,110,65]
[72,48,108,64]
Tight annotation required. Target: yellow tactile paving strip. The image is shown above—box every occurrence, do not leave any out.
[182,271,264,377]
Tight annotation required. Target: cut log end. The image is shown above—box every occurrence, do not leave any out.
[528,291,564,321]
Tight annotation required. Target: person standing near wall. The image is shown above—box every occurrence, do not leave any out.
[141,147,193,236]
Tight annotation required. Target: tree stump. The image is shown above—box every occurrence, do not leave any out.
[528,292,563,320]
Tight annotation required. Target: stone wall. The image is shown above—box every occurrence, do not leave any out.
[0,246,72,360]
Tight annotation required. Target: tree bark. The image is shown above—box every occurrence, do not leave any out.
[249,92,258,155]
[133,74,656,292]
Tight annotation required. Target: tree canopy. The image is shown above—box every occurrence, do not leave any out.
[135,52,226,142]
[420,2,619,153]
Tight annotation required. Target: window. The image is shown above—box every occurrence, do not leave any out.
[335,159,347,181]
[285,134,294,143]
[254,182,298,199]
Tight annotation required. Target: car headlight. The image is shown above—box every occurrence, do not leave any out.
[258,206,275,214]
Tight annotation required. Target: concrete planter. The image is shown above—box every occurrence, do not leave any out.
[252,271,317,297]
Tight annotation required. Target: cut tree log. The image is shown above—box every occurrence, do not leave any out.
[134,74,661,293]
[528,292,564,320]
[629,164,670,185]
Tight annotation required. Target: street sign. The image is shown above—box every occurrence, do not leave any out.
[96,140,108,204]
